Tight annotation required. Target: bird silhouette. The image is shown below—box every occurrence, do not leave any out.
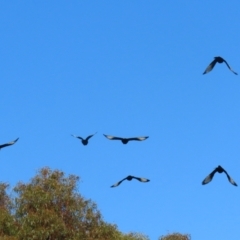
[202,165,237,186]
[71,132,97,145]
[111,175,150,187]
[0,138,19,150]
[103,134,148,144]
[203,56,238,75]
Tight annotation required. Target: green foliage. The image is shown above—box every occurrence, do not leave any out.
[12,167,149,240]
[0,167,189,240]
[159,232,191,240]
[13,167,113,239]
[0,183,17,238]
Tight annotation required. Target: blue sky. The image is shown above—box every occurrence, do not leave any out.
[1,1,240,239]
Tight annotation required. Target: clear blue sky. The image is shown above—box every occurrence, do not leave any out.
[1,1,240,239]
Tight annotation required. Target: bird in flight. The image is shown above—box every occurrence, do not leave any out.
[103,134,149,144]
[0,138,19,150]
[203,56,238,75]
[111,175,150,187]
[202,165,237,186]
[71,132,97,145]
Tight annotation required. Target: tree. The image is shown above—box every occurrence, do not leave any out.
[0,167,189,240]
[13,167,149,240]
[0,183,17,239]
[159,232,191,240]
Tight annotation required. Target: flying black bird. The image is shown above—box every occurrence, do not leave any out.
[103,134,148,144]
[0,138,19,150]
[71,132,97,146]
[111,175,150,187]
[203,56,238,75]
[202,165,237,186]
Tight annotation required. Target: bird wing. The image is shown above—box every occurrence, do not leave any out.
[127,136,149,141]
[202,169,217,185]
[133,176,150,182]
[110,177,127,187]
[203,59,217,74]
[0,138,19,149]
[86,132,97,141]
[223,59,238,75]
[103,134,123,141]
[223,169,238,186]
[71,134,83,140]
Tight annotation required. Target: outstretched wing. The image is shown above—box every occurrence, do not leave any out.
[71,134,83,140]
[202,169,217,185]
[223,169,238,186]
[223,59,238,75]
[0,138,19,149]
[133,176,150,183]
[127,136,149,141]
[203,59,217,74]
[86,132,97,141]
[111,177,127,187]
[103,134,123,141]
